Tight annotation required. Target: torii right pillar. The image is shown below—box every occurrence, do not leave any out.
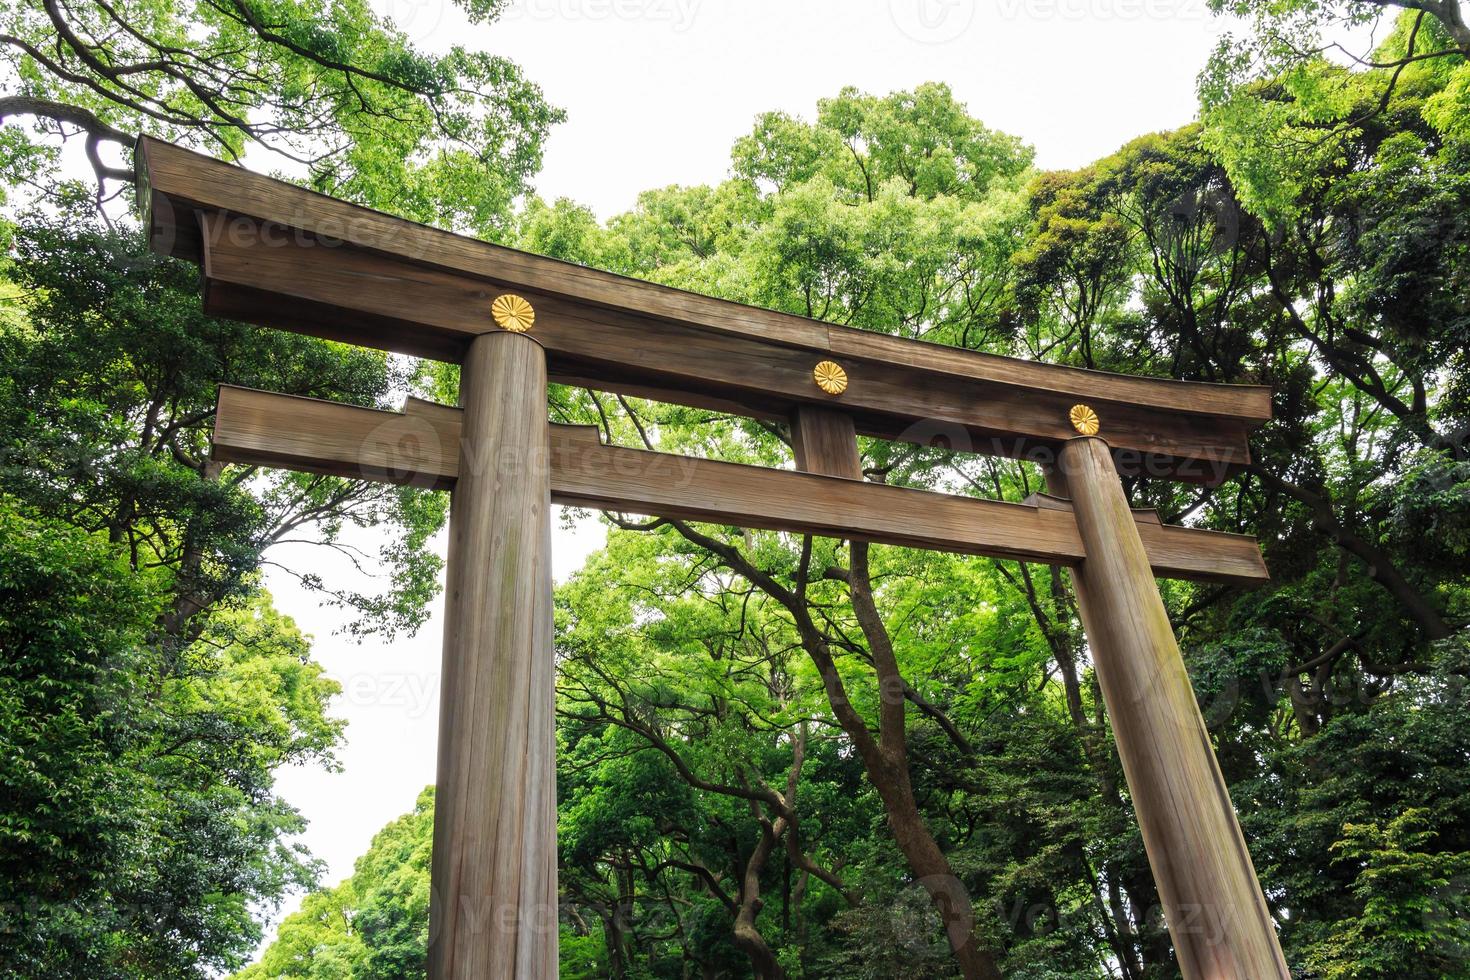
[1051,435,1289,978]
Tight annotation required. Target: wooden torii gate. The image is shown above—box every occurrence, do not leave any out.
[136,137,1290,979]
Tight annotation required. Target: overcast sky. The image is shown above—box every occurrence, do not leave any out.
[427,0,1234,219]
[260,0,1242,948]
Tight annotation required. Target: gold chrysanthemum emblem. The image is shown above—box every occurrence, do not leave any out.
[491,293,535,333]
[1069,403,1100,436]
[813,360,848,396]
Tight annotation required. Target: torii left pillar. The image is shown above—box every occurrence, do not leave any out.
[427,329,558,977]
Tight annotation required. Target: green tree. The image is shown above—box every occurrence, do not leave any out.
[0,0,560,229]
[1,209,446,642]
[0,203,441,973]
[1200,3,1470,221]
[236,787,435,980]
[557,531,864,978]
[0,0,560,965]
[0,498,341,976]
[1042,51,1470,974]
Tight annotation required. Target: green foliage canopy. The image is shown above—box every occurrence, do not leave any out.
[0,0,561,230]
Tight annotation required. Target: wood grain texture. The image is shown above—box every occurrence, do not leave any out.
[1051,438,1287,979]
[139,139,1270,481]
[192,213,1255,482]
[210,386,1270,586]
[427,332,557,979]
[139,139,1268,418]
[790,406,862,480]
[1022,491,1162,523]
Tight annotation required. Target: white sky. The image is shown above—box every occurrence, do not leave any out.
[438,0,1234,219]
[259,0,1243,952]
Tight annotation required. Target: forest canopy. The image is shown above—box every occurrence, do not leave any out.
[1,0,1468,977]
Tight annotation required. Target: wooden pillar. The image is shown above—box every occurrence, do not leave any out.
[1052,436,1287,979]
[791,405,862,480]
[428,330,557,979]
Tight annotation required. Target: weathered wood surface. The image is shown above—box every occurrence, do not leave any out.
[1051,438,1288,979]
[790,406,863,480]
[138,138,1270,483]
[210,385,1270,586]
[428,332,558,978]
[1022,490,1161,523]
[193,216,1253,482]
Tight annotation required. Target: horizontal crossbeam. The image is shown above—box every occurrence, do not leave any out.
[138,137,1270,485]
[211,386,1269,586]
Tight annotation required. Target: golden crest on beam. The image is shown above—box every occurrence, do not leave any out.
[1069,403,1100,436]
[491,294,535,333]
[813,360,848,396]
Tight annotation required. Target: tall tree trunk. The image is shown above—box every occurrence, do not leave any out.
[865,752,1002,980]
[602,906,628,979]
[667,522,1005,979]
[732,814,788,980]
[840,543,1003,980]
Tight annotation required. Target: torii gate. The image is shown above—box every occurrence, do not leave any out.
[136,137,1289,979]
